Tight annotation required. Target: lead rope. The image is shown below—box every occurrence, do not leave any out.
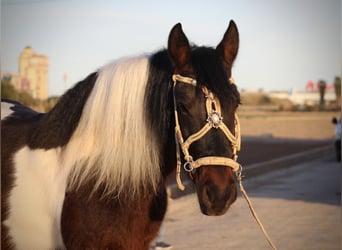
[235,168,277,250]
[229,78,276,249]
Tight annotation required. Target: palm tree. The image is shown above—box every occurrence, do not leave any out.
[318,80,326,106]
[334,76,341,108]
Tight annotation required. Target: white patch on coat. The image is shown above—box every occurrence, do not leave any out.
[1,101,15,120]
[3,146,68,249]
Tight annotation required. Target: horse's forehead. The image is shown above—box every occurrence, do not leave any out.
[1,101,15,120]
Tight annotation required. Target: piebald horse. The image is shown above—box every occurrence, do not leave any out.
[1,20,240,249]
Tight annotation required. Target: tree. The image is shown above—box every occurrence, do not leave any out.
[1,79,19,100]
[1,79,37,107]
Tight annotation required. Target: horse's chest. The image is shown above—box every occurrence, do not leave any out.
[61,183,166,250]
[3,146,67,249]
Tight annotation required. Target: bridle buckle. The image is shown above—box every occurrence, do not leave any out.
[183,161,194,172]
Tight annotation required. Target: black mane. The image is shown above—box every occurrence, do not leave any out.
[144,50,174,170]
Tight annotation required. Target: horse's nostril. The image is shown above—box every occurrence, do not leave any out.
[205,184,219,203]
[206,186,213,202]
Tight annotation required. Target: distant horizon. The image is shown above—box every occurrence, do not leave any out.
[2,0,340,97]
[3,44,339,98]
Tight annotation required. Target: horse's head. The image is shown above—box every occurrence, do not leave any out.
[168,21,240,216]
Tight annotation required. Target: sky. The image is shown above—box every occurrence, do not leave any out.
[1,0,341,97]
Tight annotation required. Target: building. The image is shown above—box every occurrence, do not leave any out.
[269,88,336,106]
[2,47,49,100]
[18,46,49,100]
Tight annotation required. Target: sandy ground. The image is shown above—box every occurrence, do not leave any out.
[166,111,339,189]
[163,155,340,250]
[161,111,341,249]
[237,111,339,165]
[238,111,339,140]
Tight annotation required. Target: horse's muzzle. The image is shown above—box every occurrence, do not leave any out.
[197,178,237,216]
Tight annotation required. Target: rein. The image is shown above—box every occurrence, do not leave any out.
[172,74,277,250]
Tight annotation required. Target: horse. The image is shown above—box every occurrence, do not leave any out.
[1,20,241,249]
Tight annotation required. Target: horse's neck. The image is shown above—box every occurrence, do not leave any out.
[28,72,97,149]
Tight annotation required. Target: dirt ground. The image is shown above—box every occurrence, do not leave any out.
[164,156,340,250]
[237,111,339,165]
[207,111,338,162]
[167,111,339,187]
[238,111,338,140]
[163,111,341,249]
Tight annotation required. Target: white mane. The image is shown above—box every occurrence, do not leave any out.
[63,55,161,197]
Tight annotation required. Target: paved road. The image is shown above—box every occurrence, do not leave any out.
[163,155,340,250]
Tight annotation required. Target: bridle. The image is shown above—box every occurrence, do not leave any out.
[172,74,277,249]
[172,74,241,190]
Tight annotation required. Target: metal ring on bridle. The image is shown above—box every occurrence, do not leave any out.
[183,161,194,172]
[236,164,243,176]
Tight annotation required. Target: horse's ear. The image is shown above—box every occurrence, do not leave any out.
[216,20,239,73]
[168,23,191,71]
